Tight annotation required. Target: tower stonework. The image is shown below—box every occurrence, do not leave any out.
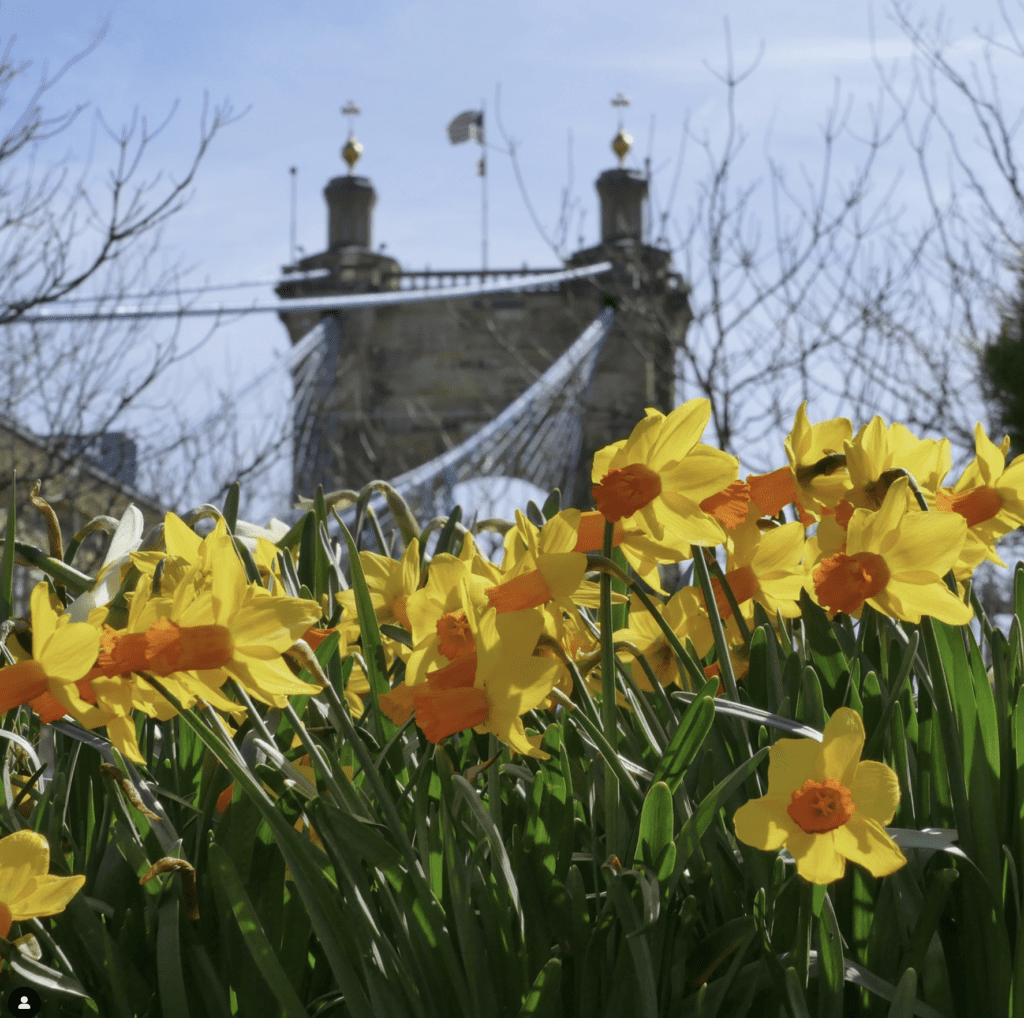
[278,126,692,511]
[325,175,376,249]
[596,168,648,243]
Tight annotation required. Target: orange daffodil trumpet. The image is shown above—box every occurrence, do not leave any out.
[746,402,852,523]
[733,708,907,884]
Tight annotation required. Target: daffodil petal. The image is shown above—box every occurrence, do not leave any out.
[765,736,823,796]
[0,863,32,905]
[884,512,966,577]
[647,398,709,465]
[105,714,147,764]
[490,714,550,759]
[732,796,798,851]
[229,594,320,652]
[538,552,587,598]
[37,624,100,683]
[163,512,203,560]
[654,495,725,548]
[821,708,865,788]
[833,815,907,878]
[787,830,846,885]
[487,657,561,718]
[881,578,973,626]
[9,873,87,920]
[0,831,48,876]
[29,584,56,650]
[852,760,901,826]
[226,654,315,703]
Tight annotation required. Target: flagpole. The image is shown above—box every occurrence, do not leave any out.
[289,166,297,264]
[480,99,488,272]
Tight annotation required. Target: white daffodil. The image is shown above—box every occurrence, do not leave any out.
[67,505,145,622]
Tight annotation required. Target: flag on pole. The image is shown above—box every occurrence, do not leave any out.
[447,110,484,145]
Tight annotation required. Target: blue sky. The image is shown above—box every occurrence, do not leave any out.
[3,0,1019,515]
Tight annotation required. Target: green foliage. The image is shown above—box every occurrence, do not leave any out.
[8,493,1024,1017]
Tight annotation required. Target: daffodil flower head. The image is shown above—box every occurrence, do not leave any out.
[484,509,589,614]
[782,401,853,518]
[614,588,712,692]
[403,554,494,686]
[812,477,972,625]
[336,538,421,633]
[0,583,101,719]
[0,831,86,941]
[937,422,1024,575]
[733,707,907,884]
[404,579,560,758]
[844,416,951,511]
[715,517,805,620]
[591,400,737,548]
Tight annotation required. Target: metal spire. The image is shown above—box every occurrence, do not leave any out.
[341,101,363,173]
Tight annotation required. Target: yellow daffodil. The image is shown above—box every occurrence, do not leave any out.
[844,416,950,511]
[591,399,738,548]
[0,583,101,721]
[402,553,497,687]
[485,510,591,614]
[336,538,421,634]
[384,581,560,758]
[937,422,1024,575]
[0,831,86,942]
[614,589,712,692]
[733,708,907,884]
[811,478,972,625]
[713,517,806,620]
[97,521,322,717]
[745,404,852,523]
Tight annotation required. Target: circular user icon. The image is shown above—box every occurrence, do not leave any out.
[6,987,41,1016]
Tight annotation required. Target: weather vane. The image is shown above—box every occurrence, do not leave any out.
[610,93,632,167]
[611,92,630,128]
[341,101,363,174]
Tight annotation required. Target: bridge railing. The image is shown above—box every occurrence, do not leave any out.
[384,267,564,291]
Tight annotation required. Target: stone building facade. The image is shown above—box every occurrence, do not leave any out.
[276,129,692,511]
[0,419,164,613]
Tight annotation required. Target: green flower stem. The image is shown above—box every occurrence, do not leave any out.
[601,520,622,857]
[283,702,350,812]
[704,548,752,646]
[690,547,740,703]
[585,554,708,691]
[550,689,643,808]
[691,547,755,760]
[793,879,813,990]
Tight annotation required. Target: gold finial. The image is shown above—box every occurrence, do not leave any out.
[610,92,632,166]
[341,101,362,173]
[612,128,632,166]
[342,135,363,172]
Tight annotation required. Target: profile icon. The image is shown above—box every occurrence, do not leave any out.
[5,987,41,1016]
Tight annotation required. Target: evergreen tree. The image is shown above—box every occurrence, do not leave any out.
[983,261,1024,457]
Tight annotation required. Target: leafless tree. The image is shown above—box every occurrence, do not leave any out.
[494,2,1024,478]
[0,23,280,539]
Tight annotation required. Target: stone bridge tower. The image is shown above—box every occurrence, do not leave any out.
[277,112,692,510]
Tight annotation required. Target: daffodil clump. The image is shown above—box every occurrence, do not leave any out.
[1,394,1023,1010]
